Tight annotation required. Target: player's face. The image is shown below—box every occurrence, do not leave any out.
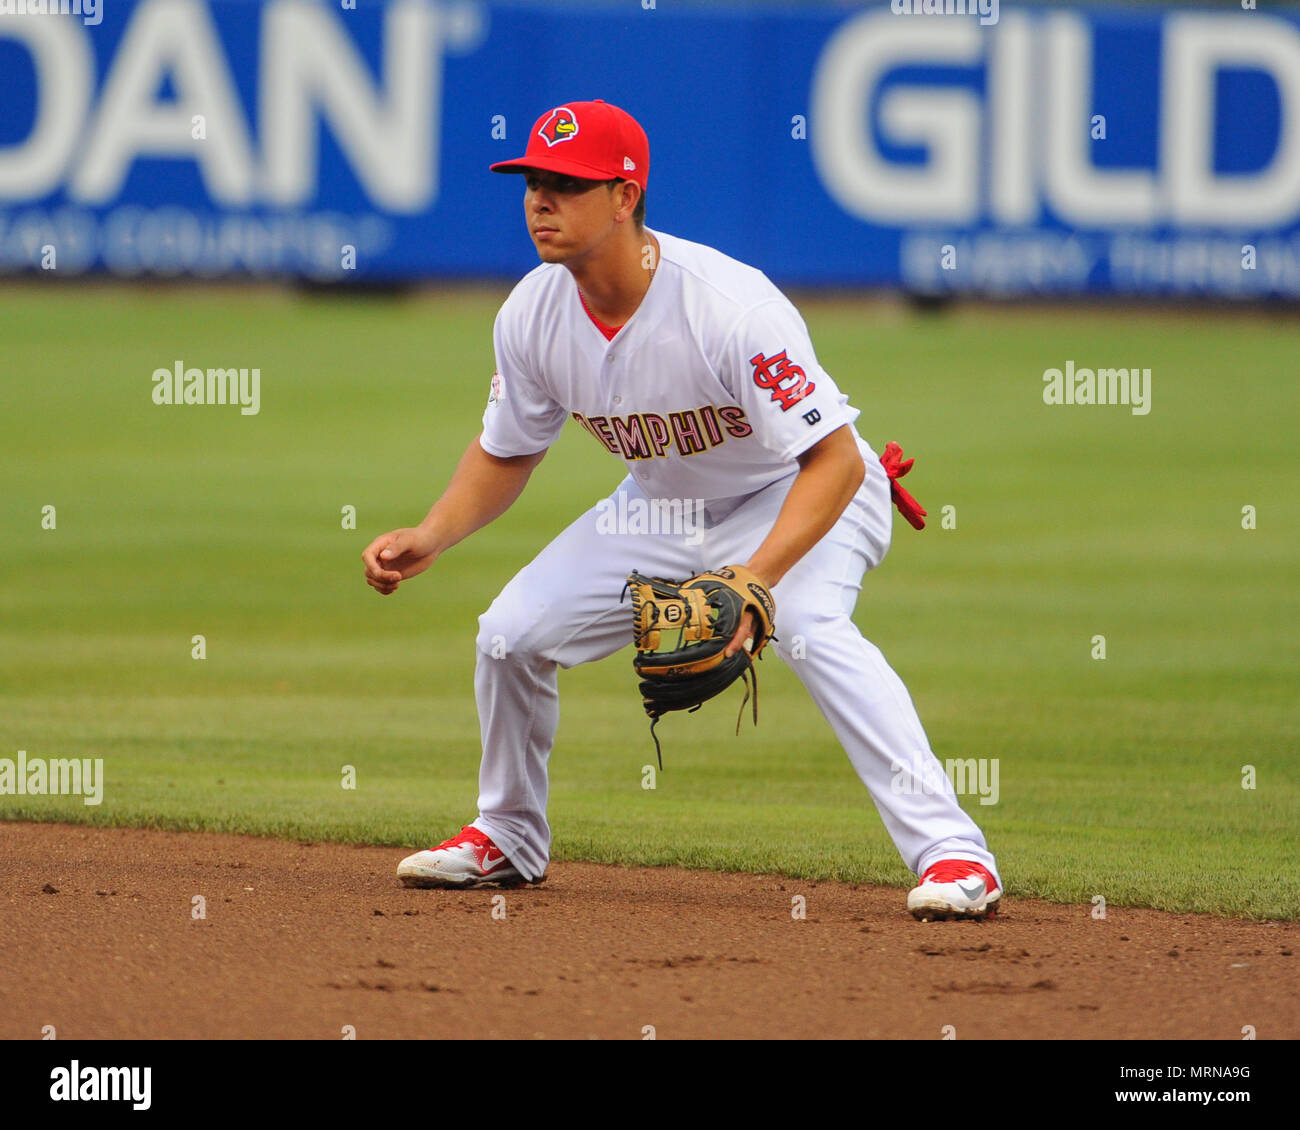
[522,170,620,262]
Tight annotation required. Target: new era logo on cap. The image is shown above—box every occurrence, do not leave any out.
[623,156,636,171]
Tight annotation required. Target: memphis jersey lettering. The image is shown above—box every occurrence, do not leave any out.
[481,228,861,502]
[571,405,752,459]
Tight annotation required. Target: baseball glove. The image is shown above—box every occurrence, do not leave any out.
[624,565,776,767]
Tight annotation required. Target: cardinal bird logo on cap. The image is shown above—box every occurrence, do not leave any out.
[538,107,579,147]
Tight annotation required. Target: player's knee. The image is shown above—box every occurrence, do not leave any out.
[476,602,518,661]
[476,600,549,664]
[772,605,850,662]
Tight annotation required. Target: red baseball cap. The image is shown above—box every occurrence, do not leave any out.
[490,100,649,190]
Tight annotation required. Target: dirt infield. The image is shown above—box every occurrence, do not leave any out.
[1,822,1295,1040]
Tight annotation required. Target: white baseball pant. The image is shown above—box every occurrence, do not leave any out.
[470,439,1000,886]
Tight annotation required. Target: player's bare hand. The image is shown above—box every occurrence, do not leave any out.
[724,610,758,658]
[362,527,438,595]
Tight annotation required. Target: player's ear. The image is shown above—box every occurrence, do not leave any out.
[611,179,640,224]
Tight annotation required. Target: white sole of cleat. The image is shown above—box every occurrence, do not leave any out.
[396,860,542,889]
[908,893,1001,921]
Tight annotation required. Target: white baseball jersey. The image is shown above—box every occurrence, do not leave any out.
[464,226,999,893]
[480,228,861,504]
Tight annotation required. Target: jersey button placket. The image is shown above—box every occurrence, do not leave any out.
[606,348,621,409]
[601,345,616,411]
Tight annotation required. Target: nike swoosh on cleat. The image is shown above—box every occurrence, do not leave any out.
[480,848,508,872]
[956,879,986,900]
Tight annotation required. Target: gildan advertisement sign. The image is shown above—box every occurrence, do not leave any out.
[2,1,1297,295]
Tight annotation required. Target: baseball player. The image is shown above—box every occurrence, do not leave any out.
[362,100,1002,920]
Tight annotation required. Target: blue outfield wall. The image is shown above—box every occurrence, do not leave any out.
[1,0,1299,296]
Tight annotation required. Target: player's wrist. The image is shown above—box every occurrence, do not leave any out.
[416,516,453,555]
[740,560,781,590]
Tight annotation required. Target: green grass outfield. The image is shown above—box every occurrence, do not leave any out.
[2,285,1296,919]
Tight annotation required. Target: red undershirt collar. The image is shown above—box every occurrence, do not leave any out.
[577,288,622,341]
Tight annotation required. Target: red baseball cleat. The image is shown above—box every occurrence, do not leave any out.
[396,825,539,889]
[907,859,1002,920]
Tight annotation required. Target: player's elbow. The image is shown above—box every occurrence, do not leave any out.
[828,427,868,492]
[847,445,868,492]
[833,435,867,504]
[799,426,866,495]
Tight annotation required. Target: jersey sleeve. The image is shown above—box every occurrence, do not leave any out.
[479,307,568,458]
[721,298,859,462]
